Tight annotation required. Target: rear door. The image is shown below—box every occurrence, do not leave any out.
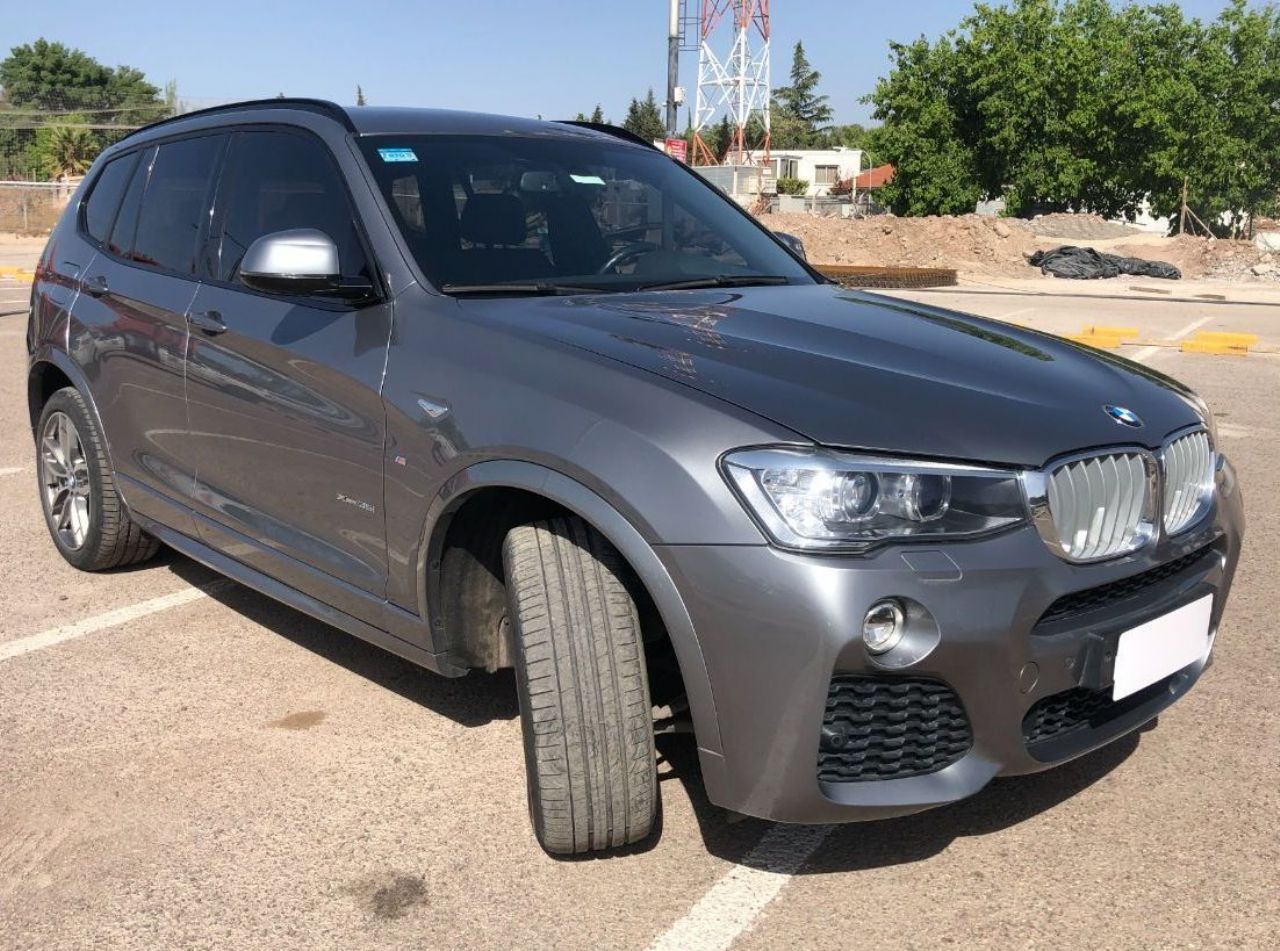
[69,135,226,530]
[183,128,393,610]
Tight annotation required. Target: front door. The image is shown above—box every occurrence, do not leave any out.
[183,128,392,613]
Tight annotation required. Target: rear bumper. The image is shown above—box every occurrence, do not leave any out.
[657,471,1243,823]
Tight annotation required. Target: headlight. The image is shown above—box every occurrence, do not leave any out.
[722,447,1027,551]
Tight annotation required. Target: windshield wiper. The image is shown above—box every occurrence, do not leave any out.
[636,275,792,291]
[441,281,596,296]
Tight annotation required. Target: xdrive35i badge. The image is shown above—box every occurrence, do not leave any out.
[1103,404,1143,428]
[336,493,376,514]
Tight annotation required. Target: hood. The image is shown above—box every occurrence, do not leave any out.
[461,284,1203,468]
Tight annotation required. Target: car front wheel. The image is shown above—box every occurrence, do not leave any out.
[502,516,658,854]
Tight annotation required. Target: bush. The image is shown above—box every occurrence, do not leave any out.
[776,177,809,196]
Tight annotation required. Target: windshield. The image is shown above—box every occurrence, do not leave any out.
[356,134,814,293]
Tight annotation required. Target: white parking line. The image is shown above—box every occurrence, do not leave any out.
[1131,313,1216,362]
[645,825,832,951]
[0,467,25,477]
[0,582,230,663]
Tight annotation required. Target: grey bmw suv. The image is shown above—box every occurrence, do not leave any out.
[28,99,1243,855]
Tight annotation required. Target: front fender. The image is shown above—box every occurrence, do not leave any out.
[422,458,724,759]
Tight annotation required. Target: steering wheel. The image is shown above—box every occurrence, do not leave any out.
[597,241,661,275]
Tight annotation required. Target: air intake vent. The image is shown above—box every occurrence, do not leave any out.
[1043,452,1153,561]
[818,676,972,783]
[1163,431,1213,535]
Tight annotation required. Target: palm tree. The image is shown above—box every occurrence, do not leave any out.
[44,123,97,180]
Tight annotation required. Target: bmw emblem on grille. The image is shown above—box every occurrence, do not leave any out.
[1103,404,1143,428]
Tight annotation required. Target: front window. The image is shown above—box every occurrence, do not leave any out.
[814,165,838,187]
[357,134,813,293]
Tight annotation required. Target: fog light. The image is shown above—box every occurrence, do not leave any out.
[863,600,906,654]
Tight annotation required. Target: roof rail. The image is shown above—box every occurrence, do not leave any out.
[123,97,355,142]
[554,120,660,151]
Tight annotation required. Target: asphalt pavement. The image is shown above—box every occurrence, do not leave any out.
[1,265,1277,951]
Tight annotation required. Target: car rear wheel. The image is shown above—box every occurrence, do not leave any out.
[502,516,658,854]
[37,387,159,571]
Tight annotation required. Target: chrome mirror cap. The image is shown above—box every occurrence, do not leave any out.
[240,229,340,294]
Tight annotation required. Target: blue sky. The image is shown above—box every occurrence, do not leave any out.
[2,0,1252,126]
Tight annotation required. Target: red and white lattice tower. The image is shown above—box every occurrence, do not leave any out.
[690,0,771,165]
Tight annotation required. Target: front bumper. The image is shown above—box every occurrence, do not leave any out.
[656,469,1244,823]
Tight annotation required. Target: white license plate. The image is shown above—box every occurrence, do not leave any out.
[1112,595,1213,700]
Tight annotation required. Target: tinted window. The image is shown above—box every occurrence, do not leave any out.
[217,131,369,282]
[132,135,223,274]
[83,153,137,245]
[357,135,812,292]
[108,147,153,259]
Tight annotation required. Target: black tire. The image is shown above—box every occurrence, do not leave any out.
[36,387,160,571]
[502,517,658,854]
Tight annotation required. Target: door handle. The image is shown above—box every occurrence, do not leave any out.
[189,309,227,335]
[83,275,109,297]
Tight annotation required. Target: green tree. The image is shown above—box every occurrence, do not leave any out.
[773,42,833,147]
[867,35,981,215]
[0,40,161,114]
[623,89,666,143]
[1170,0,1280,230]
[865,0,1280,223]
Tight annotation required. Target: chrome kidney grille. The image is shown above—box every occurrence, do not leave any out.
[1026,429,1214,562]
[1162,430,1213,534]
[1043,452,1154,561]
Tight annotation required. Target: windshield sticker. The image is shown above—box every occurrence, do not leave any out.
[378,147,419,163]
[570,173,606,185]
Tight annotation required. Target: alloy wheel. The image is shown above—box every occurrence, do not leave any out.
[40,411,92,550]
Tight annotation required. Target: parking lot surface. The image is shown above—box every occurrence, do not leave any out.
[2,262,1278,950]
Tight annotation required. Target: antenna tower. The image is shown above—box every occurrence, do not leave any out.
[689,1,771,165]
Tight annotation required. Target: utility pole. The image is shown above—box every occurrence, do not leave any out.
[666,0,680,135]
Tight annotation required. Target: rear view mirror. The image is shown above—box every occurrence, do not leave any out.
[773,231,806,260]
[519,171,561,193]
[239,229,342,295]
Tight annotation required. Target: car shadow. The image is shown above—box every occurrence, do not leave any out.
[168,556,519,728]
[164,554,1142,867]
[656,722,1146,874]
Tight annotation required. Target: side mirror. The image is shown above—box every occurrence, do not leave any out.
[239,229,343,295]
[773,231,807,260]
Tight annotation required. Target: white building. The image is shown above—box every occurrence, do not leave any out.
[769,148,866,197]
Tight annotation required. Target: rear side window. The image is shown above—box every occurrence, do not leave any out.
[216,130,370,281]
[132,135,224,274]
[82,153,138,245]
[108,147,153,259]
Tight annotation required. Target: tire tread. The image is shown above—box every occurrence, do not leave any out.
[503,517,657,854]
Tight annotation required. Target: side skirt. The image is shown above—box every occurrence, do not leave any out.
[134,514,468,678]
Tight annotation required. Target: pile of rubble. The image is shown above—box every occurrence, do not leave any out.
[755,211,1280,283]
[756,213,1042,278]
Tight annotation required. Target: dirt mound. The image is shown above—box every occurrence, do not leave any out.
[1028,212,1142,239]
[1108,235,1278,281]
[758,212,1041,278]
[758,212,1280,283]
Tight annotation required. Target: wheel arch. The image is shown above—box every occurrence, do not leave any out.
[422,459,723,756]
[27,352,109,458]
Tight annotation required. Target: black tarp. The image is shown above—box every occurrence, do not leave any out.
[1028,245,1182,280]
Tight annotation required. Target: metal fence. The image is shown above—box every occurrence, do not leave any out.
[0,180,75,234]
